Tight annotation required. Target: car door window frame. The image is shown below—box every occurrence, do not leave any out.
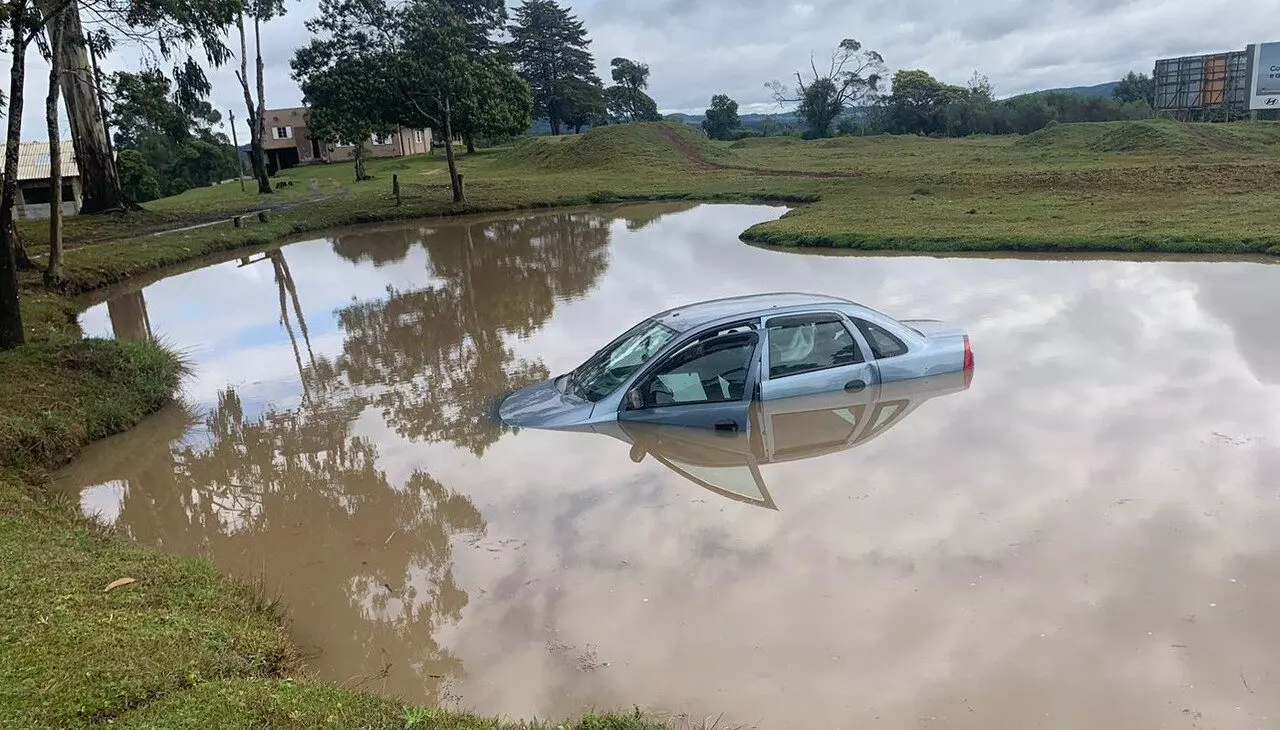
[621,319,763,412]
[764,312,865,380]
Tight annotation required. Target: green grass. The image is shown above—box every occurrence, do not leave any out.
[17,119,1279,275]
[108,679,671,730]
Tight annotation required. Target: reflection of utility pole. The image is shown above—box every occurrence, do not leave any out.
[107,290,153,342]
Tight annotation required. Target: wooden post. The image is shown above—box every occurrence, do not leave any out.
[257,211,269,223]
[392,173,401,205]
[233,216,243,228]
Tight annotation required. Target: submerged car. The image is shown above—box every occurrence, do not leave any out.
[594,370,972,509]
[499,292,973,432]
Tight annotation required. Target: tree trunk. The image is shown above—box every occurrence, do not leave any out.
[0,4,29,349]
[44,7,65,289]
[464,132,476,155]
[87,39,114,164]
[354,143,367,181]
[442,99,464,203]
[39,0,125,214]
[236,13,272,195]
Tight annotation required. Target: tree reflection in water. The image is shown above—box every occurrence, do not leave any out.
[69,208,635,699]
[334,211,612,456]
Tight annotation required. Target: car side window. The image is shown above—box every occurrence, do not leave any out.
[854,319,908,359]
[631,331,759,409]
[766,314,863,379]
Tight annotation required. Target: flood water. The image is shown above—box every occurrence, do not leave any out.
[59,204,1280,728]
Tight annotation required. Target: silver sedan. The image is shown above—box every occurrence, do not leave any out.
[499,292,974,433]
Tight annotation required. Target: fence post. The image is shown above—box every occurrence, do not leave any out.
[393,173,401,206]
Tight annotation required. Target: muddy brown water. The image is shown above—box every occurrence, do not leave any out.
[57,203,1280,728]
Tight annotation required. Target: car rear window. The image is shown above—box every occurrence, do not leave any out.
[854,320,908,359]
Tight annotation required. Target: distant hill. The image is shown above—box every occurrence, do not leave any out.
[1035,81,1120,100]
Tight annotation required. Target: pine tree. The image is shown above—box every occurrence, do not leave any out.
[508,0,599,135]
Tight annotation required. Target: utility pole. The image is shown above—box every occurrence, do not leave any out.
[229,109,246,192]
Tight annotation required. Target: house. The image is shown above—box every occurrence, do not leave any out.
[13,140,81,218]
[259,107,432,172]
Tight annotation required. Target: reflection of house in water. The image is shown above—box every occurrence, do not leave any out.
[578,371,972,510]
[107,290,153,342]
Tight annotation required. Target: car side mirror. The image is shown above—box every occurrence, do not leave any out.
[626,388,644,410]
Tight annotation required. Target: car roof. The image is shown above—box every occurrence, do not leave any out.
[652,292,856,333]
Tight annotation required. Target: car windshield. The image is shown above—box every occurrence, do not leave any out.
[571,319,678,402]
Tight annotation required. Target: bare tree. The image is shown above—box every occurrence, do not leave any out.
[235,7,272,194]
[767,38,885,138]
[44,3,67,287]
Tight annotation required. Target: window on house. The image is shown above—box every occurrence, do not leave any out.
[372,133,392,146]
[413,130,425,144]
[272,126,293,140]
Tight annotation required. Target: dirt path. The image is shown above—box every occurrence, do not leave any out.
[656,127,863,180]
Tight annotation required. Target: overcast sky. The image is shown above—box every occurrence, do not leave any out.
[3,0,1275,142]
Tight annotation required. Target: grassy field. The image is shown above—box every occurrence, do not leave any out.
[2,118,1277,727]
[16,119,1279,291]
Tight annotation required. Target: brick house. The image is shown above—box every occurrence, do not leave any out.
[259,107,432,172]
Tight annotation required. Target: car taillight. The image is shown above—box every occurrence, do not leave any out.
[963,335,974,388]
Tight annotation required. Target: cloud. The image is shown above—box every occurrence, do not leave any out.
[0,0,1274,144]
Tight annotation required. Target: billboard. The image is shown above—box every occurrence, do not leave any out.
[1153,51,1250,111]
[1249,42,1280,109]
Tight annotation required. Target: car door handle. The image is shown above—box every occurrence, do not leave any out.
[844,379,867,393]
[714,420,739,432]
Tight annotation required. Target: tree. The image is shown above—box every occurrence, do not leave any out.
[108,67,239,198]
[300,0,513,204]
[36,0,124,213]
[1114,71,1155,107]
[561,76,605,133]
[453,56,533,152]
[507,0,596,136]
[701,94,740,140]
[768,38,885,138]
[291,48,391,181]
[604,57,661,123]
[234,0,281,194]
[117,149,163,202]
[37,0,240,213]
[2,0,46,348]
[43,3,67,287]
[878,69,963,136]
